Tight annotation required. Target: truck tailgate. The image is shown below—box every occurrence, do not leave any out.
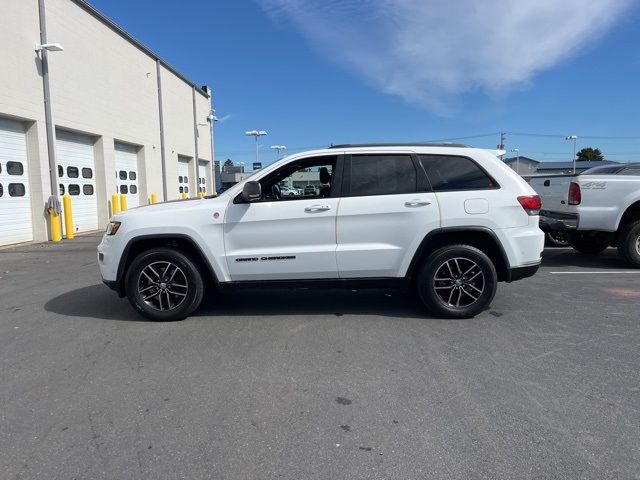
[529,175,574,213]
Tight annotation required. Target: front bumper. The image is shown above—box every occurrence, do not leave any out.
[539,210,578,232]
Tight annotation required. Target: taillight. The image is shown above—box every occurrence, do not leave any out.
[517,195,542,216]
[568,182,581,205]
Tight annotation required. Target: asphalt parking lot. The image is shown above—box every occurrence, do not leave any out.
[1,233,639,479]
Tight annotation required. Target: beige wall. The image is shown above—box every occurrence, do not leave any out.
[0,0,53,241]
[0,0,213,242]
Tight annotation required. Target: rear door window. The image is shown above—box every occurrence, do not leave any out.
[348,154,416,196]
[419,155,497,191]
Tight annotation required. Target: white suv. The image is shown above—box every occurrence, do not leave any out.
[98,143,544,321]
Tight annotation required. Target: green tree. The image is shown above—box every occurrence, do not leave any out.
[223,159,234,168]
[576,147,604,162]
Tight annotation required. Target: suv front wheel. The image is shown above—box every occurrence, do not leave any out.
[125,248,204,321]
[417,245,497,318]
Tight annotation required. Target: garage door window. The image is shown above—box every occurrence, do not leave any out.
[178,176,183,183]
[7,161,24,176]
[58,165,63,177]
[130,185,137,194]
[119,170,127,180]
[129,171,136,181]
[179,186,184,193]
[9,183,26,196]
[59,184,65,195]
[120,185,128,194]
[82,167,93,179]
[0,184,3,196]
[83,185,94,195]
[68,184,80,195]
[67,166,79,178]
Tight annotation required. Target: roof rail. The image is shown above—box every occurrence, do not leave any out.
[328,142,471,149]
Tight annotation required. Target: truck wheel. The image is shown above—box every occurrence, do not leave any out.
[545,231,569,247]
[417,245,497,319]
[618,220,640,268]
[568,232,609,254]
[125,248,204,321]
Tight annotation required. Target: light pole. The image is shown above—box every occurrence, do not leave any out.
[565,135,577,174]
[198,110,218,194]
[270,145,287,158]
[510,148,520,174]
[245,130,267,166]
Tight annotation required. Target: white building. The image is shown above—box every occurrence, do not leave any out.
[0,0,215,246]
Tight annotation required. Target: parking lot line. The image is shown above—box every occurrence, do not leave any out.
[549,271,640,274]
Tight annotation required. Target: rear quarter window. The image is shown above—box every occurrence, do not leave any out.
[419,155,497,191]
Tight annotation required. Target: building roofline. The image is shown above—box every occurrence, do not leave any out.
[71,0,210,99]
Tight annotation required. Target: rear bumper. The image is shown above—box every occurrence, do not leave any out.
[539,210,578,231]
[506,263,540,282]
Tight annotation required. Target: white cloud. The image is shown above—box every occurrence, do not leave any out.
[260,0,633,114]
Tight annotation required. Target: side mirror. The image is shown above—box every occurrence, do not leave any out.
[242,181,261,202]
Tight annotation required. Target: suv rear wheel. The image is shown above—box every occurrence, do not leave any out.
[125,248,204,321]
[417,245,497,318]
[618,220,640,268]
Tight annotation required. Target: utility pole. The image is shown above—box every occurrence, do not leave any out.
[497,132,506,160]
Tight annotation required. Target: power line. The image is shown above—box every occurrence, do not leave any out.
[507,131,640,140]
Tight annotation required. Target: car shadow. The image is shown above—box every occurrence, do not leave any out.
[44,284,147,322]
[44,284,439,321]
[541,247,630,269]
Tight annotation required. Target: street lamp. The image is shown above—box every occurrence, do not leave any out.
[35,43,64,52]
[245,130,267,165]
[270,145,286,158]
[197,109,218,195]
[565,135,578,174]
[510,148,520,174]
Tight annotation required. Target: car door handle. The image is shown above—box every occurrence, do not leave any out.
[305,205,331,212]
[404,200,431,207]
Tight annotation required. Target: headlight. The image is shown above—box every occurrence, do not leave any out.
[106,221,121,235]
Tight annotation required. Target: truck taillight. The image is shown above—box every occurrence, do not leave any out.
[517,195,542,216]
[568,182,581,205]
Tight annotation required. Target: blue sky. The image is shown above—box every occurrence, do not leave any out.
[90,0,640,167]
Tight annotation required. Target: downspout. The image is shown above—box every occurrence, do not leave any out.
[37,0,58,198]
[156,60,167,201]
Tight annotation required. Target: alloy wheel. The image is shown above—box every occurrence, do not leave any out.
[433,257,485,308]
[137,261,189,311]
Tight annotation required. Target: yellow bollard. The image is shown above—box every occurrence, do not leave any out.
[111,193,120,215]
[150,192,157,204]
[120,193,128,211]
[50,211,62,242]
[63,193,74,239]
[198,191,205,198]
[181,192,187,200]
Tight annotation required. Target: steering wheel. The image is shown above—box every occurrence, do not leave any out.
[271,184,282,200]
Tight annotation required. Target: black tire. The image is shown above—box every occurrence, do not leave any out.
[545,231,570,247]
[618,220,640,268]
[568,232,609,254]
[125,248,204,321]
[416,245,497,319]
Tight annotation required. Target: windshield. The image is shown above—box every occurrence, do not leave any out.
[580,166,621,175]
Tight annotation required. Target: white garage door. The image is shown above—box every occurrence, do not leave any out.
[0,118,32,246]
[57,130,98,233]
[198,160,208,195]
[178,157,190,197]
[114,142,140,208]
